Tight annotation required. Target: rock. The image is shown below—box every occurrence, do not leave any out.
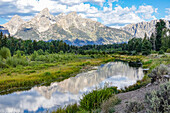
[2,15,25,35]
[122,20,170,38]
[29,8,57,32]
[3,8,133,45]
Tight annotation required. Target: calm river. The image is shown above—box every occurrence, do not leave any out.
[0,62,144,113]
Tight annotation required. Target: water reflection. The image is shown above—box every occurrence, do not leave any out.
[0,62,144,113]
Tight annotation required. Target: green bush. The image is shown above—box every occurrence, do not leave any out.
[158,50,164,54]
[16,50,22,58]
[80,87,118,111]
[37,49,44,55]
[6,57,29,67]
[0,47,11,59]
[166,48,170,53]
[145,82,170,113]
[45,50,49,55]
[31,51,38,61]
[148,64,169,83]
[101,95,121,113]
[125,101,144,113]
[0,56,8,68]
[35,54,58,63]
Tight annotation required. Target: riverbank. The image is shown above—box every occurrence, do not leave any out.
[53,54,170,113]
[0,54,143,95]
[114,82,161,113]
[114,64,170,113]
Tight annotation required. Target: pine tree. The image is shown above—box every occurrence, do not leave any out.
[142,38,152,55]
[150,33,156,50]
[0,32,3,39]
[155,19,166,51]
[33,40,38,51]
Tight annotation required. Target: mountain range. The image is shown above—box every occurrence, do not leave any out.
[0,8,169,46]
[122,20,170,38]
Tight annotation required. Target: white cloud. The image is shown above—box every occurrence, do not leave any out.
[164,8,170,20]
[0,0,158,28]
[16,0,60,12]
[155,8,158,13]
[67,3,98,13]
[89,5,143,27]
[136,5,157,20]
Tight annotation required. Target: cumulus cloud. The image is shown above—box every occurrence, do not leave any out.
[164,8,170,20]
[136,5,157,20]
[0,0,158,27]
[88,5,143,26]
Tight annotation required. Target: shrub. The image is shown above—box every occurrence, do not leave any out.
[35,55,46,61]
[45,50,49,55]
[0,56,8,68]
[125,101,144,113]
[16,50,22,58]
[101,95,121,113]
[0,47,11,59]
[6,57,29,67]
[158,50,164,54]
[166,48,170,53]
[80,87,118,111]
[148,64,169,83]
[145,82,170,113]
[37,49,44,55]
[31,51,38,61]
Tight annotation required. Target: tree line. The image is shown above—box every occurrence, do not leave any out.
[0,19,169,56]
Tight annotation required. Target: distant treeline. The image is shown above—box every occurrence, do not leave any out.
[0,19,169,56]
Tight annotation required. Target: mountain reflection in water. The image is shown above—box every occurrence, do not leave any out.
[0,62,144,113]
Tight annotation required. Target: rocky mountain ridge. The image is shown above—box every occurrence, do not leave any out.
[122,19,170,38]
[3,15,25,36]
[2,8,169,45]
[1,8,132,46]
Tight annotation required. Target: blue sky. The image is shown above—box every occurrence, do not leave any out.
[0,0,169,27]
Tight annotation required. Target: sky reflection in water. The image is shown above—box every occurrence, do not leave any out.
[0,62,144,113]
